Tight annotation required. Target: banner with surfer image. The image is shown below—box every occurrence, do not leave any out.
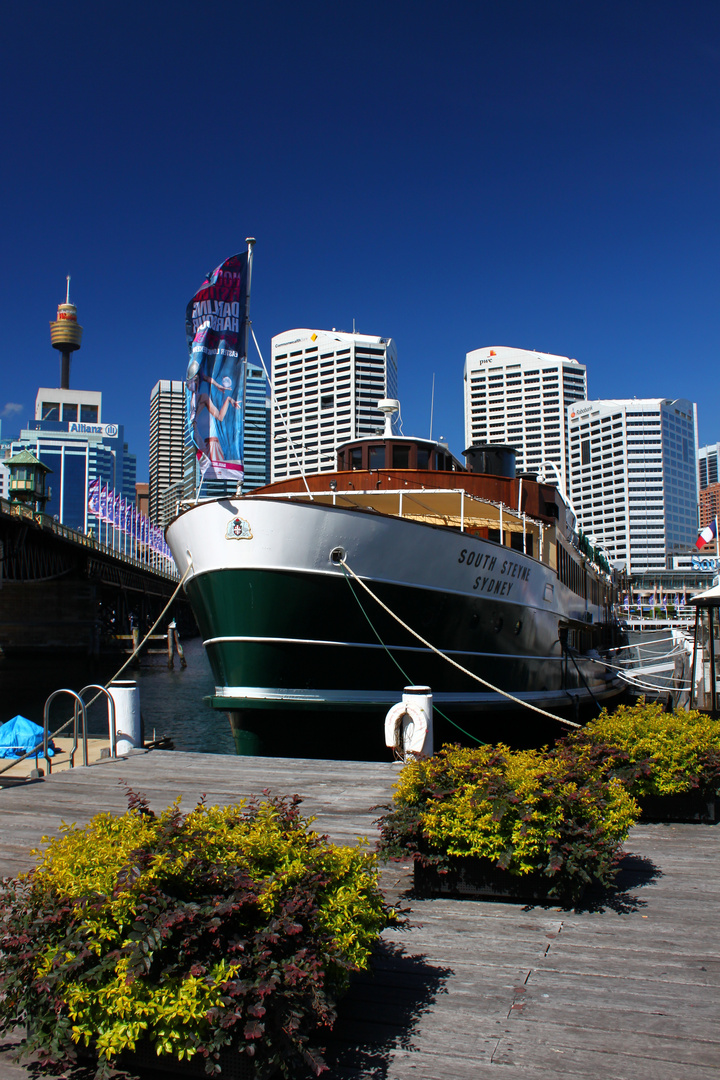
[185,250,250,482]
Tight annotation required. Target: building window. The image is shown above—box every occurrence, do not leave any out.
[42,402,60,421]
[80,404,99,423]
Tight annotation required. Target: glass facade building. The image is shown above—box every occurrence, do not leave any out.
[698,443,720,490]
[10,388,136,534]
[567,397,699,573]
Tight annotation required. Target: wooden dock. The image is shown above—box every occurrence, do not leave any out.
[0,750,718,1079]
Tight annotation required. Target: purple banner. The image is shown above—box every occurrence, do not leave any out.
[87,478,100,514]
[185,252,248,482]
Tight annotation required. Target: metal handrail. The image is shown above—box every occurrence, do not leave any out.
[78,685,117,760]
[0,497,178,580]
[43,690,87,775]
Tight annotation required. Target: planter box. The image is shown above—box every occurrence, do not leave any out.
[640,792,718,824]
[33,1026,258,1080]
[414,858,554,902]
[116,1038,258,1079]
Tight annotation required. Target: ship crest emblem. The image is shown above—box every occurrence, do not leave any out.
[225,517,252,540]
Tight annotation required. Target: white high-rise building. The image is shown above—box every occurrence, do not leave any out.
[463,346,587,488]
[270,329,398,480]
[149,380,185,525]
[698,443,720,490]
[567,397,698,573]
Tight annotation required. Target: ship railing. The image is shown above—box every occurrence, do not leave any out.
[257,485,545,540]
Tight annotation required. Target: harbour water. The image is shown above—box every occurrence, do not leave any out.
[0,637,236,756]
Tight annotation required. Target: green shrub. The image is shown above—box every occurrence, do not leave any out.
[377,742,639,903]
[0,790,397,1078]
[565,701,720,798]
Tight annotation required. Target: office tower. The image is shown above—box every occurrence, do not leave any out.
[698,443,720,490]
[463,346,587,489]
[243,362,270,490]
[270,329,398,481]
[567,398,698,573]
[0,422,8,500]
[149,380,185,525]
[699,484,720,529]
[12,388,136,533]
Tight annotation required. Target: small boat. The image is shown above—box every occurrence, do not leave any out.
[166,401,626,757]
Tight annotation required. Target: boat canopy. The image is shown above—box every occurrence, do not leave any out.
[258,485,542,535]
[688,582,720,606]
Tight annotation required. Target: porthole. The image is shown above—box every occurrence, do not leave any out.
[514,620,523,635]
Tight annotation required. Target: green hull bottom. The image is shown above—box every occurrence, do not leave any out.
[185,567,623,759]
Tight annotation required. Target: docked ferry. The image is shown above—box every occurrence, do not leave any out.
[166,405,625,757]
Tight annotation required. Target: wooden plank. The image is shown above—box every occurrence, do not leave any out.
[0,751,718,1080]
[491,1035,720,1079]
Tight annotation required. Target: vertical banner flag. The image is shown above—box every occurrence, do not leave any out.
[185,251,250,481]
[87,478,100,515]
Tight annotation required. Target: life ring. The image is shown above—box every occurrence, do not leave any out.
[384,702,428,759]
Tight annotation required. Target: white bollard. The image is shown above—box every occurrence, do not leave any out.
[109,680,142,756]
[402,685,433,757]
[384,685,433,760]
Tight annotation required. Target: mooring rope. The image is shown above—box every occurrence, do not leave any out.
[606,634,684,652]
[577,649,691,687]
[340,557,581,729]
[341,566,486,744]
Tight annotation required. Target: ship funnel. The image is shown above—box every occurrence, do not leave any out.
[463,443,517,478]
[377,398,399,437]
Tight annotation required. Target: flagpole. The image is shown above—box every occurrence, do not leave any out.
[236,238,255,497]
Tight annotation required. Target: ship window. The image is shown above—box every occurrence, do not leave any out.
[349,447,362,469]
[392,445,410,468]
[369,445,385,469]
[417,448,429,469]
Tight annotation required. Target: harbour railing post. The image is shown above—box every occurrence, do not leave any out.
[43,690,88,773]
[78,685,117,760]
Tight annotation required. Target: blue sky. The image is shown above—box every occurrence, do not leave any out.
[2,1,719,477]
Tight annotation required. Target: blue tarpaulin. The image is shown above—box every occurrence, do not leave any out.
[0,716,55,758]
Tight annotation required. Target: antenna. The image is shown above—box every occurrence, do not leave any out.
[429,373,435,440]
[66,275,71,304]
[377,398,399,438]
